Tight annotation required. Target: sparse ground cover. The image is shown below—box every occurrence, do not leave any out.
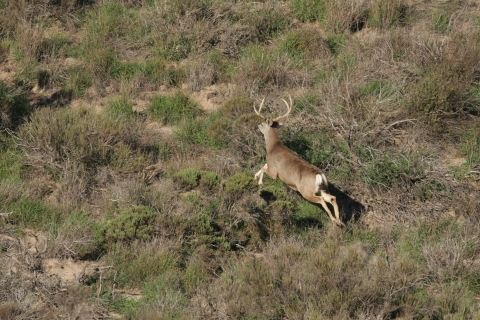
[0,0,479,318]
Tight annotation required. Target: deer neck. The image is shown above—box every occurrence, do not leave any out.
[264,129,282,153]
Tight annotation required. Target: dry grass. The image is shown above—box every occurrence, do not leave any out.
[1,0,480,318]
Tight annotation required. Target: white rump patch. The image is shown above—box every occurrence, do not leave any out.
[315,173,328,194]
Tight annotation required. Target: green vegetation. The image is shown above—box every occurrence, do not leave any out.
[0,81,31,128]
[461,128,480,169]
[224,172,257,195]
[368,0,409,28]
[99,206,156,247]
[177,111,232,149]
[147,92,200,124]
[0,0,479,318]
[291,0,326,22]
[173,168,221,192]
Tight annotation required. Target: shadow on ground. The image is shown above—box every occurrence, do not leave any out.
[329,183,365,224]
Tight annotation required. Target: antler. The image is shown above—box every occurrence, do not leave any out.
[253,97,266,119]
[279,95,293,118]
[273,95,293,125]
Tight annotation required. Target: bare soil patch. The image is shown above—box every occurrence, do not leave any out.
[188,83,233,112]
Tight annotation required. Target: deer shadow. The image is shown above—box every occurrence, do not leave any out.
[328,183,365,224]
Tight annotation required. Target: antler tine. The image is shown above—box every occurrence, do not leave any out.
[280,94,293,117]
[254,97,266,119]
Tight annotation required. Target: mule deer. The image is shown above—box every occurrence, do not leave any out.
[254,96,345,227]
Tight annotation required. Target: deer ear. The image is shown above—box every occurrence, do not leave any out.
[266,118,274,126]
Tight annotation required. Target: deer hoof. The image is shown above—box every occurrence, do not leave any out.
[335,220,346,228]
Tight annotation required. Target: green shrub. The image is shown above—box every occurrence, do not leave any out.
[260,182,291,202]
[225,172,257,194]
[99,291,138,317]
[185,210,230,249]
[415,180,447,201]
[199,170,222,191]
[174,168,201,189]
[232,113,262,132]
[79,2,149,81]
[147,92,200,124]
[293,93,323,115]
[207,50,230,83]
[0,39,9,61]
[173,168,222,192]
[187,212,216,235]
[322,0,368,33]
[99,206,156,246]
[156,141,175,161]
[205,116,231,146]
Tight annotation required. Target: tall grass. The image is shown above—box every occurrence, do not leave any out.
[1,0,480,319]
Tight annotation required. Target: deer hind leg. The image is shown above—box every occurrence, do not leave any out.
[305,192,345,227]
[320,191,345,227]
[254,164,268,185]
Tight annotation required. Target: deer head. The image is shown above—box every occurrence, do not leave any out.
[254,95,293,135]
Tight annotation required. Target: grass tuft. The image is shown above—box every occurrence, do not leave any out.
[147,92,201,125]
[0,81,31,129]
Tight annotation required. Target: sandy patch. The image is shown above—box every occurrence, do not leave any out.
[42,258,100,286]
[189,83,232,112]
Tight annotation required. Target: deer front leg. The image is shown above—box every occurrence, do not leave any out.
[254,164,268,185]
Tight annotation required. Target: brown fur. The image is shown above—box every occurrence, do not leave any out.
[254,97,344,227]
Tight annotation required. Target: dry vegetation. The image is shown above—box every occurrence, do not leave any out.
[0,0,480,319]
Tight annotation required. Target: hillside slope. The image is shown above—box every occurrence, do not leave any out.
[1,0,480,318]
